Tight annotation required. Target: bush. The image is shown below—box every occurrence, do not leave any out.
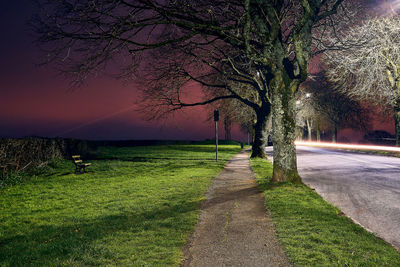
[0,137,90,187]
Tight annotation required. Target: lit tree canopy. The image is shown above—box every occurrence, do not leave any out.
[323,15,400,145]
[298,72,370,142]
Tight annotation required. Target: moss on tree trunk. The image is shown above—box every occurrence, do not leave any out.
[271,74,302,183]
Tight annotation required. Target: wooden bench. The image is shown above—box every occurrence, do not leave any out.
[72,155,91,174]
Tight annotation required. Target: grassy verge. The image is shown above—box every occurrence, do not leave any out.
[302,145,400,158]
[250,158,400,266]
[0,144,241,266]
[350,150,400,158]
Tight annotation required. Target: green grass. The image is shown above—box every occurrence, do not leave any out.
[250,158,400,266]
[0,144,241,266]
[352,149,400,158]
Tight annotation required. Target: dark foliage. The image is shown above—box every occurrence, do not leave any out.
[363,130,396,145]
[0,138,90,185]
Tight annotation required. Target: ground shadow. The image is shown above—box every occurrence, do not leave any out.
[0,194,200,266]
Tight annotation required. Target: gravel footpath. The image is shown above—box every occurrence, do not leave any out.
[181,150,290,267]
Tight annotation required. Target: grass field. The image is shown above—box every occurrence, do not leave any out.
[0,144,241,266]
[250,158,400,266]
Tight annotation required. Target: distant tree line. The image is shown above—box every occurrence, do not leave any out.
[295,71,370,143]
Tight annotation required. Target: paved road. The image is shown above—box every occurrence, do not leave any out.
[266,145,400,250]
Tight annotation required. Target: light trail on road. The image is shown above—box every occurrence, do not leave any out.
[295,141,400,153]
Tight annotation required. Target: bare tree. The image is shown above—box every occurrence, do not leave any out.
[296,88,333,142]
[296,90,317,141]
[211,84,259,143]
[299,72,370,142]
[138,42,271,158]
[323,15,400,145]
[296,94,331,142]
[32,0,350,182]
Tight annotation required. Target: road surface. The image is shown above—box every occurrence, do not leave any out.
[266,145,400,250]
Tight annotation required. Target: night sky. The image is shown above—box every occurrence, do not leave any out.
[0,1,243,141]
[0,1,393,142]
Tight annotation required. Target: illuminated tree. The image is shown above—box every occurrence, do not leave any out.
[296,91,317,141]
[324,15,400,145]
[298,72,370,142]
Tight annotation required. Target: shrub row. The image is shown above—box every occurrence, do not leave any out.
[0,138,89,176]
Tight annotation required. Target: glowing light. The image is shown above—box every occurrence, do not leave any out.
[389,0,400,14]
[295,141,400,153]
[381,0,400,16]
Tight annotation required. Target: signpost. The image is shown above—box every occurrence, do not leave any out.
[214,109,219,161]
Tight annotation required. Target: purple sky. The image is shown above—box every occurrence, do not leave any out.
[0,1,394,142]
[0,1,248,141]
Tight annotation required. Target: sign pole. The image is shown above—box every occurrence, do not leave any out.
[214,109,219,161]
[215,121,218,161]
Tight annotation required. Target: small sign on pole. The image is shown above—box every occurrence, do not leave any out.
[214,109,219,161]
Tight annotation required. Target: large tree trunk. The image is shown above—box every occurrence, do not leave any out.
[332,125,338,143]
[394,107,400,147]
[251,105,270,158]
[316,121,321,142]
[272,77,302,183]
